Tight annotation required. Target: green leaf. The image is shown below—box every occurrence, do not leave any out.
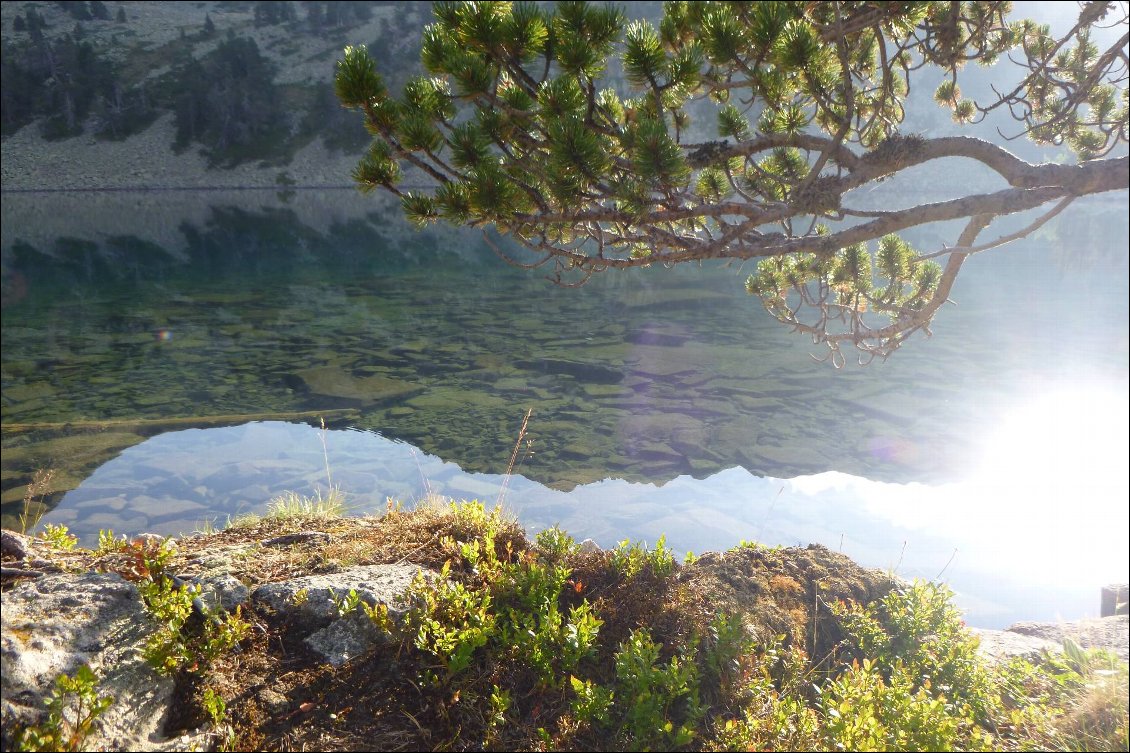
[436,181,473,223]
[397,113,443,152]
[773,18,821,70]
[700,5,744,64]
[421,23,460,74]
[695,166,730,202]
[402,192,440,227]
[877,234,913,282]
[503,2,549,61]
[834,243,873,294]
[631,117,691,187]
[749,1,795,50]
[403,76,454,121]
[538,77,586,117]
[667,41,704,89]
[449,122,491,168]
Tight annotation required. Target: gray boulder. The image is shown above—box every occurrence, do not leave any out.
[1,571,204,751]
[1,529,32,561]
[969,627,1060,664]
[1007,615,1129,664]
[972,615,1129,666]
[190,573,250,614]
[252,563,432,665]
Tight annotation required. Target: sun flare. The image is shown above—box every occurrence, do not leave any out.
[966,383,1129,581]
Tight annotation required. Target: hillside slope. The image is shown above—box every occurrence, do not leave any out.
[0,1,428,190]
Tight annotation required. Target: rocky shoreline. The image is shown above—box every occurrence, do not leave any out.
[0,112,363,193]
[2,522,1128,751]
[0,0,416,194]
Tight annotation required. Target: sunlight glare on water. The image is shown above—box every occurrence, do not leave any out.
[966,382,1130,580]
[795,381,1130,593]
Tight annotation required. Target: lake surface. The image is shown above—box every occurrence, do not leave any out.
[2,188,1127,628]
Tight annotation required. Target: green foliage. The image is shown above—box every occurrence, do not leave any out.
[139,575,250,675]
[96,528,128,554]
[613,628,703,749]
[191,507,1124,752]
[202,686,226,725]
[401,509,602,689]
[401,562,497,682]
[335,44,386,108]
[704,580,1129,752]
[709,637,823,752]
[14,664,113,753]
[0,27,142,139]
[265,487,347,519]
[484,684,512,746]
[701,612,749,693]
[992,640,1130,751]
[610,534,676,579]
[495,557,603,686]
[336,1,1128,365]
[569,674,614,727]
[833,580,997,722]
[38,523,78,551]
[534,525,581,561]
[815,657,983,751]
[138,578,210,671]
[171,36,285,164]
[329,587,364,618]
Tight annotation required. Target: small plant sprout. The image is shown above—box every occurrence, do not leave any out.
[39,523,78,551]
[15,664,113,752]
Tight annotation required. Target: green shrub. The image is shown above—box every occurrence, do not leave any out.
[834,580,997,722]
[15,665,113,752]
[570,675,615,727]
[495,556,602,685]
[613,628,703,749]
[534,525,581,561]
[38,523,77,551]
[401,562,496,682]
[611,535,677,579]
[139,576,250,675]
[815,657,990,751]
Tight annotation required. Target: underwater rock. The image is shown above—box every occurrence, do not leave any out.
[513,358,624,384]
[287,366,423,406]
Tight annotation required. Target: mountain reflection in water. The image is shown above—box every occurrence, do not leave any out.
[43,417,1126,630]
[3,189,1127,631]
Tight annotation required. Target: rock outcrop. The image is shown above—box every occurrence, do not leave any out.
[252,563,431,666]
[2,550,432,748]
[678,543,900,661]
[2,525,1127,751]
[1,572,183,751]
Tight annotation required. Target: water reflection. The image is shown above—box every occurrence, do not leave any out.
[42,413,1126,630]
[3,189,1127,629]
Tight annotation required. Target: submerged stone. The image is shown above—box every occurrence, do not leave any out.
[287,366,423,406]
[513,358,624,384]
